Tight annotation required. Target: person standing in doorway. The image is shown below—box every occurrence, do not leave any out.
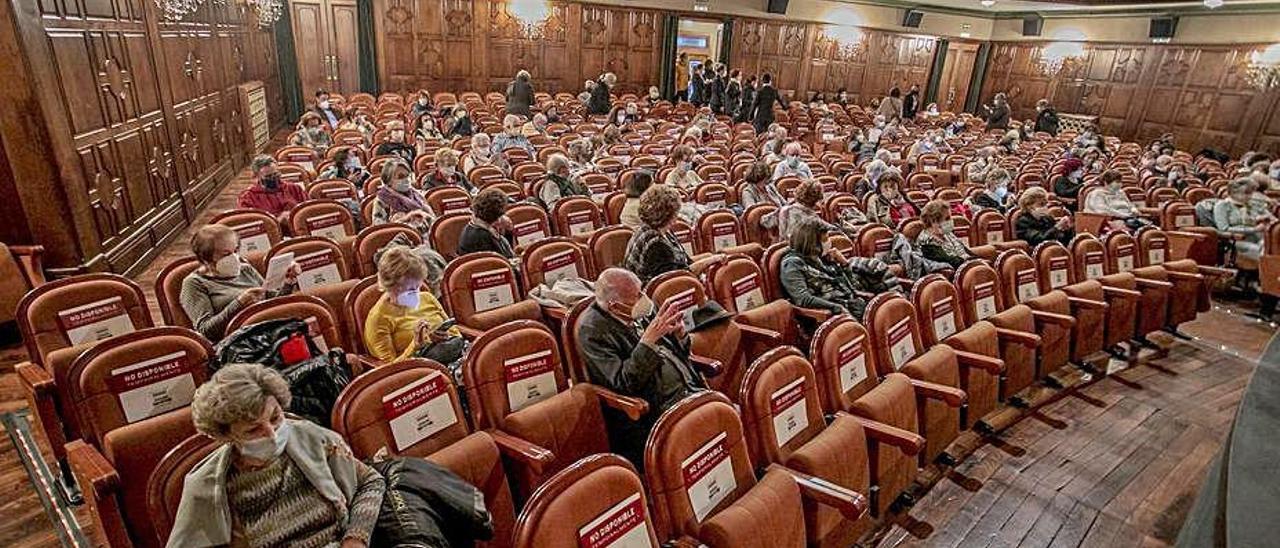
[674,52,690,103]
[749,73,786,134]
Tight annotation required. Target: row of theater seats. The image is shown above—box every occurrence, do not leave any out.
[10,211,1222,546]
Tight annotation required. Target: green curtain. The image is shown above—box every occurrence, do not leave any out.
[274,8,304,122]
[718,18,733,67]
[659,14,678,99]
[357,0,379,94]
[965,43,992,114]
[925,38,947,105]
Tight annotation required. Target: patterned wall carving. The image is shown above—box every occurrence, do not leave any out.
[980,41,1280,156]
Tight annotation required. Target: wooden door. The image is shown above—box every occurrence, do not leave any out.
[291,0,328,97]
[327,0,360,93]
[938,42,979,114]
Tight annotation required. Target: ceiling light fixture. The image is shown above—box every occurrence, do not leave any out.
[981,0,996,7]
[1204,0,1224,8]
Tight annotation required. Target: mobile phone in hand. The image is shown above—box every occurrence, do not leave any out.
[434,318,457,333]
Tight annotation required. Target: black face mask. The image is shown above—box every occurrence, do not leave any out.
[261,174,281,190]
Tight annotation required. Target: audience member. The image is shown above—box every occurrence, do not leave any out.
[180,225,298,341]
[1015,187,1074,246]
[538,153,591,209]
[865,172,919,226]
[915,200,976,268]
[492,115,536,157]
[664,145,704,189]
[373,157,433,227]
[967,167,1015,214]
[622,185,691,283]
[1035,99,1060,135]
[1214,178,1273,263]
[588,72,616,115]
[461,132,507,175]
[374,120,416,163]
[237,155,307,219]
[619,170,654,229]
[419,148,473,192]
[772,142,814,180]
[457,188,515,258]
[984,92,1010,130]
[292,112,332,154]
[778,179,836,239]
[778,219,877,318]
[506,70,534,116]
[363,246,459,362]
[313,89,343,130]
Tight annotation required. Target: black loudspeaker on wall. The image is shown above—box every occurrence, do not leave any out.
[1022,15,1043,37]
[1149,16,1178,39]
[902,9,923,28]
[766,0,788,14]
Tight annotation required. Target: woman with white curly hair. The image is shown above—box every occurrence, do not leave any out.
[167,363,385,548]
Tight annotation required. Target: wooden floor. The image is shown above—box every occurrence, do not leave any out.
[0,157,1273,546]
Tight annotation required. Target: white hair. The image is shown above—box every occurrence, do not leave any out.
[547,153,570,173]
[595,268,639,307]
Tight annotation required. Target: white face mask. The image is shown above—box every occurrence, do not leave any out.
[237,420,290,461]
[395,288,421,309]
[214,253,240,277]
[319,100,330,109]
[941,220,955,232]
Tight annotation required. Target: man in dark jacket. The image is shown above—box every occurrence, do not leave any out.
[1034,99,1060,135]
[984,92,1011,130]
[588,72,615,115]
[690,64,706,107]
[725,69,742,119]
[709,64,726,114]
[505,70,534,116]
[313,89,342,130]
[749,73,787,134]
[735,75,756,123]
[576,268,705,468]
[902,84,920,119]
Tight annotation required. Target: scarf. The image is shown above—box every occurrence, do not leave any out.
[377,185,427,216]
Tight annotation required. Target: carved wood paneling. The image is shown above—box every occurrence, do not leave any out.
[980,41,1280,156]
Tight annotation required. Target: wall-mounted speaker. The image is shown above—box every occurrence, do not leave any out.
[766,0,789,14]
[1149,16,1178,39]
[1022,15,1043,37]
[902,9,923,28]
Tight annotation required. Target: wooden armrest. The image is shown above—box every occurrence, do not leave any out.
[65,440,120,501]
[840,412,925,454]
[345,353,379,375]
[1134,277,1174,290]
[456,324,485,340]
[769,464,868,522]
[855,290,877,300]
[1164,270,1203,282]
[736,322,783,344]
[488,429,554,475]
[540,304,568,321]
[1167,230,1210,242]
[1101,285,1142,300]
[793,306,832,323]
[689,353,723,378]
[953,349,1004,375]
[8,244,45,286]
[669,536,706,548]
[909,378,967,407]
[586,385,650,421]
[1031,310,1075,328]
[895,277,914,290]
[15,361,54,393]
[1066,296,1108,310]
[994,327,1040,348]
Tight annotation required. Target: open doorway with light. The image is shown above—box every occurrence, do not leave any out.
[672,17,726,103]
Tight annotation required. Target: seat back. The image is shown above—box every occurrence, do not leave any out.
[1069,234,1109,281]
[507,203,552,249]
[308,179,359,201]
[855,223,894,261]
[761,242,790,301]
[697,209,743,253]
[1034,242,1076,293]
[588,225,633,272]
[227,295,344,353]
[995,250,1042,306]
[462,320,568,430]
[18,273,154,367]
[553,197,603,237]
[1134,226,1170,267]
[809,315,879,414]
[743,203,778,246]
[146,434,221,545]
[211,209,283,256]
[864,293,923,377]
[155,257,201,328]
[705,254,769,313]
[909,274,964,345]
[953,259,1004,325]
[1103,231,1139,274]
[289,199,357,240]
[332,358,471,458]
[425,185,473,216]
[441,252,535,330]
[973,209,1007,245]
[739,347,827,468]
[267,236,353,290]
[513,454,660,548]
[520,237,589,291]
[66,327,212,448]
[92,407,196,548]
[429,211,471,260]
[644,391,760,540]
[342,276,381,354]
[354,222,422,277]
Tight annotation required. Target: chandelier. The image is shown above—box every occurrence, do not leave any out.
[154,0,281,27]
[824,25,865,58]
[1246,44,1280,90]
[1039,41,1085,74]
[509,0,551,37]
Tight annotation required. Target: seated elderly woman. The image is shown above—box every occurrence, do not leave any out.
[420,147,474,192]
[167,363,385,548]
[461,132,507,176]
[740,161,786,230]
[291,112,333,154]
[567,138,597,177]
[772,142,813,181]
[915,199,977,268]
[457,188,515,258]
[622,184,692,283]
[373,157,434,230]
[1052,158,1087,210]
[1015,187,1075,247]
[538,153,591,210]
[619,170,654,229]
[363,245,461,363]
[664,145,704,190]
[1214,177,1275,264]
[777,179,838,240]
[865,172,919,227]
[491,114,536,156]
[180,225,298,342]
[318,147,369,186]
[1085,169,1145,231]
[967,166,1016,214]
[779,218,882,319]
[966,147,998,184]
[374,120,416,163]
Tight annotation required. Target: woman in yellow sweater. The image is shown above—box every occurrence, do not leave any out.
[363,245,461,363]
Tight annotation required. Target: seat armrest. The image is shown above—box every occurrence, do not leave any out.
[953,349,1004,375]
[16,361,53,392]
[669,536,707,548]
[1101,285,1142,300]
[540,304,568,321]
[769,464,868,522]
[793,306,831,323]
[1164,270,1203,282]
[1066,296,1108,310]
[736,322,783,344]
[909,378,967,407]
[585,385,650,421]
[1031,310,1075,328]
[346,353,379,375]
[1196,265,1234,278]
[488,429,555,475]
[839,412,925,455]
[9,244,45,286]
[457,324,486,340]
[1167,230,1210,242]
[17,362,67,451]
[65,440,120,501]
[1134,277,1174,290]
[994,327,1041,348]
[689,353,723,378]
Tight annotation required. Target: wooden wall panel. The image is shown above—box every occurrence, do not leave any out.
[1,0,280,274]
[979,41,1280,156]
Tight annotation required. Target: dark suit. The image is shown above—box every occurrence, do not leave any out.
[750,84,786,134]
[725,80,742,119]
[736,83,756,123]
[709,75,725,114]
[588,79,611,115]
[506,80,534,116]
[690,72,706,107]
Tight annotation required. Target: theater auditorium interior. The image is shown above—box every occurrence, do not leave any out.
[3,0,1280,545]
